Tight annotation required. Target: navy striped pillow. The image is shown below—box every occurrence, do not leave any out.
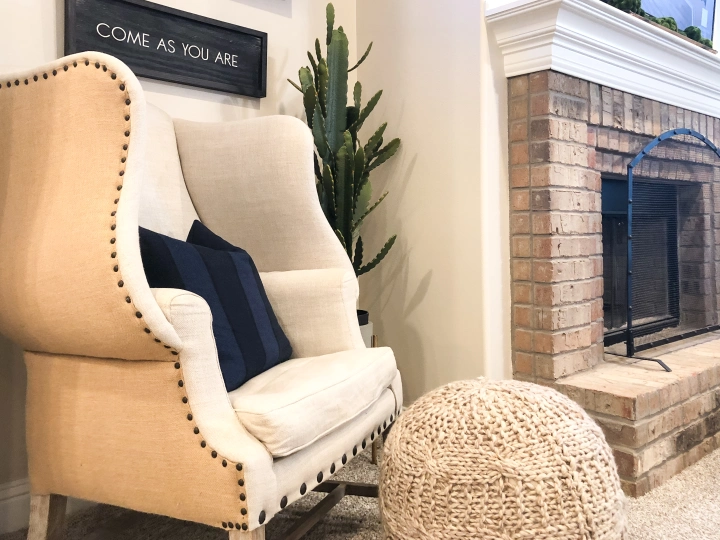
[139,225,292,391]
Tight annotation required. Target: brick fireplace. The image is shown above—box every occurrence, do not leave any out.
[488,0,720,497]
[507,71,720,496]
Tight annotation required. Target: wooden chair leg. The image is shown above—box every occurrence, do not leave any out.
[372,437,382,465]
[229,525,265,539]
[27,494,67,540]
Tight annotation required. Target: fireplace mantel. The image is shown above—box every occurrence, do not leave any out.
[486,0,720,117]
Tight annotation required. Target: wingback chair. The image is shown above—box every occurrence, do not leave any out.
[0,53,402,540]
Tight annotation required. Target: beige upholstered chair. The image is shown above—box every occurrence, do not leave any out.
[0,53,402,540]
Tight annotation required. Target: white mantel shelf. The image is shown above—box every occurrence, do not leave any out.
[486,0,720,118]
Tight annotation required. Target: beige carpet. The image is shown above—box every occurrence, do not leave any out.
[3,447,720,540]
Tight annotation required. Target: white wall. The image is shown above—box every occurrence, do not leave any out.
[356,0,511,403]
[0,0,357,527]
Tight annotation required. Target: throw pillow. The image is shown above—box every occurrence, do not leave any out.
[139,226,292,391]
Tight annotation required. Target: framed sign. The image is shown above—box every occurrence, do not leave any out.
[65,0,267,97]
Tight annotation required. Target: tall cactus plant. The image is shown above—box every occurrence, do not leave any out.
[289,3,400,276]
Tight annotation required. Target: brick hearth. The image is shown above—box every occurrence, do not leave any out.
[507,69,720,495]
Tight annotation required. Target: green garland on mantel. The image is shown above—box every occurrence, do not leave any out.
[602,0,713,48]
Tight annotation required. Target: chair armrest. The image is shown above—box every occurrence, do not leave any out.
[151,288,277,523]
[173,116,353,274]
[259,269,365,358]
[0,53,180,360]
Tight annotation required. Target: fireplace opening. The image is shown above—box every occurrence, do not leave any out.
[602,130,720,355]
[602,178,680,341]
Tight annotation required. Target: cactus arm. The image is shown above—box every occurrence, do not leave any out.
[363,122,387,160]
[351,90,382,133]
[299,67,314,92]
[326,3,335,46]
[317,59,329,118]
[325,29,349,153]
[353,179,372,226]
[352,236,364,274]
[348,42,373,73]
[322,163,336,223]
[307,51,319,86]
[352,191,388,233]
[288,78,303,92]
[357,235,397,276]
[353,145,366,201]
[335,142,353,257]
[303,86,318,129]
[315,38,324,63]
[367,138,401,172]
[353,81,362,110]
[312,105,331,162]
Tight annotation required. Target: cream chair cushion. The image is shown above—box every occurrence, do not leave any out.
[229,347,398,457]
[138,105,199,239]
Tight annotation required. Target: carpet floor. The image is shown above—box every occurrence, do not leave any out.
[3,446,720,540]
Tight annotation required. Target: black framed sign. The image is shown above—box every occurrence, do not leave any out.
[65,0,267,97]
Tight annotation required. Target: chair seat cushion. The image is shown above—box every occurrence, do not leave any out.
[228,346,398,457]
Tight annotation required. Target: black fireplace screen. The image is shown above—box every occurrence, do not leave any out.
[602,128,720,357]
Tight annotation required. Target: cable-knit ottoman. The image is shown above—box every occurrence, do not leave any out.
[380,378,626,539]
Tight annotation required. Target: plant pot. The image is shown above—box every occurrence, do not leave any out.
[357,309,374,348]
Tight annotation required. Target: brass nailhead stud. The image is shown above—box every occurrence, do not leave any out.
[222,522,227,528]
[73,61,77,67]
[110,238,116,244]
[135,311,142,318]
[43,73,48,79]
[164,345,171,349]
[119,170,125,176]
[52,70,57,76]
[114,198,119,204]
[378,427,382,435]
[85,60,89,66]
[238,479,244,486]
[342,454,347,464]
[125,296,131,303]
[241,509,247,516]
[362,440,367,449]
[174,362,180,369]
[390,415,394,422]
[178,380,184,387]
[236,463,243,471]
[194,427,199,434]
[118,280,124,287]
[280,496,287,508]
[228,522,234,529]
[111,210,116,216]
[144,328,150,334]
[259,511,266,524]
[117,185,122,191]
[14,80,19,85]
[371,432,375,441]
[125,99,131,105]
[300,483,307,495]
[239,493,245,501]
[5,82,10,87]
[182,397,188,403]
[353,446,357,456]
[236,523,242,530]
[124,131,129,137]
[103,65,107,72]
[171,351,178,356]
[113,265,118,272]
[121,157,126,163]
[24,79,28,85]
[155,338,161,343]
[201,441,206,448]
[125,115,130,121]
[242,524,248,531]
[317,472,323,483]
[63,65,68,71]
[123,144,128,150]
[211,451,217,458]
[383,422,387,429]
[119,84,125,91]
[330,463,336,474]
[187,413,193,421]
[112,73,117,80]
[95,62,100,68]
[33,75,37,81]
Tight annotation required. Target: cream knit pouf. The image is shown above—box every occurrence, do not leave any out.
[380,378,626,540]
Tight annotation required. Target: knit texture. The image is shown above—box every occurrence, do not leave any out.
[380,378,626,540]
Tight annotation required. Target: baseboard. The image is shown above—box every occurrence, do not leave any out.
[0,478,96,535]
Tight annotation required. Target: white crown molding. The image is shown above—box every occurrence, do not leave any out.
[486,0,720,118]
[0,478,95,535]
